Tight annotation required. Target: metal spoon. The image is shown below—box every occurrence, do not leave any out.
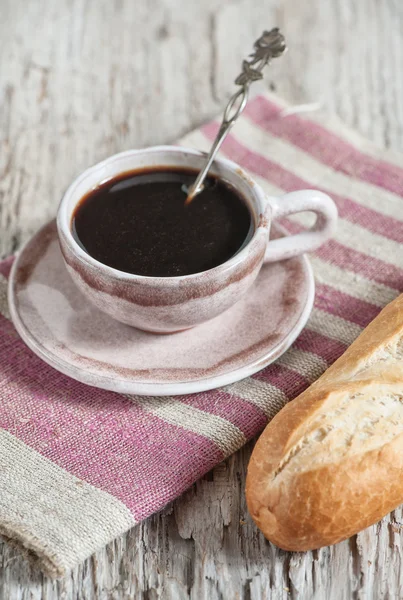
[185,28,287,205]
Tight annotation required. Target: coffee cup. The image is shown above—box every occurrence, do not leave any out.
[57,146,337,333]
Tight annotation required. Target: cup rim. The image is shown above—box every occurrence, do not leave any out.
[57,145,270,283]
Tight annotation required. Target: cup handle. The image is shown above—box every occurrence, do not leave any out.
[264,190,338,263]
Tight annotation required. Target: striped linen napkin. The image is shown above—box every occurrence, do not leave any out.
[1,92,402,577]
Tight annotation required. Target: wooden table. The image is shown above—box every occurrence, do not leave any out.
[1,0,403,597]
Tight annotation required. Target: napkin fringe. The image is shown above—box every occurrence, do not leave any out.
[0,524,64,578]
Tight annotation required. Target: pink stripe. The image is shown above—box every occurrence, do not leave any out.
[315,283,381,328]
[254,363,310,398]
[0,316,223,521]
[246,95,403,197]
[179,390,267,439]
[0,256,14,279]
[284,219,403,290]
[294,329,347,365]
[203,122,403,244]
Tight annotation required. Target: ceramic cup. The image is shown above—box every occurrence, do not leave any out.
[57,146,337,333]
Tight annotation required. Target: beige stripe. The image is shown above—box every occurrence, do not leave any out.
[235,116,403,221]
[277,348,327,383]
[310,257,398,307]
[290,211,402,269]
[225,377,287,419]
[0,274,10,319]
[307,106,403,170]
[128,395,246,456]
[308,308,362,346]
[0,429,135,577]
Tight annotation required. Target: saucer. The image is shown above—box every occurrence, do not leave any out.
[8,221,314,396]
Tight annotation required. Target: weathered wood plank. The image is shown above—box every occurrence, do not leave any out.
[1,0,403,598]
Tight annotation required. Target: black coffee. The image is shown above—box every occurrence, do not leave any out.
[72,167,252,277]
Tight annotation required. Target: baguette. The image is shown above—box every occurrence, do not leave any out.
[246,293,403,551]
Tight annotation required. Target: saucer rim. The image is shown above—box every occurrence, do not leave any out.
[8,221,315,396]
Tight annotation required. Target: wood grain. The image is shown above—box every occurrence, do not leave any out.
[1,0,403,598]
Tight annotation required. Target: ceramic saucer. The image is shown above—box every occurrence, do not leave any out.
[8,221,314,396]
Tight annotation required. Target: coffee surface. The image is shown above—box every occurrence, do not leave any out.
[72,168,251,277]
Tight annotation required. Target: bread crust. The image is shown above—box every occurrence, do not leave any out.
[246,294,403,551]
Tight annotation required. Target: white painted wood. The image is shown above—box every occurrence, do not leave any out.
[1,0,403,597]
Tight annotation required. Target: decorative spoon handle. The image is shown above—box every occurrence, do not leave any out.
[185,28,287,204]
